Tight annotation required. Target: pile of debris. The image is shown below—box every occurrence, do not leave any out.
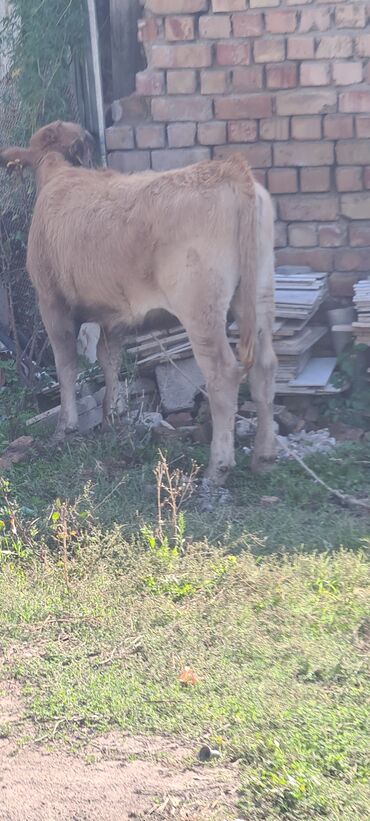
[353,278,370,345]
[3,265,344,443]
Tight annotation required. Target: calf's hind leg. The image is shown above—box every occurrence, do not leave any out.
[184,324,242,485]
[39,297,79,439]
[249,310,277,473]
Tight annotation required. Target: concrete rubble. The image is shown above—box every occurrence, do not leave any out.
[276,429,337,460]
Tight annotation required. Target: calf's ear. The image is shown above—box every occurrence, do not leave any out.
[66,137,85,165]
[0,146,34,174]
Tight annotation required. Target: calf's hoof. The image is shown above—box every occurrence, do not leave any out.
[251,453,276,475]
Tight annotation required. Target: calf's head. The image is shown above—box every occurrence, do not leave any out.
[0,120,95,174]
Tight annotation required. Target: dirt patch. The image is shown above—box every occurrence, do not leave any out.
[0,683,238,820]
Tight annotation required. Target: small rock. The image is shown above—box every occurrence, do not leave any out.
[276,407,305,436]
[235,417,256,442]
[198,745,222,762]
[166,411,193,428]
[140,411,163,430]
[0,436,34,471]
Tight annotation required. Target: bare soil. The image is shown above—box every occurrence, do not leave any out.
[0,682,238,821]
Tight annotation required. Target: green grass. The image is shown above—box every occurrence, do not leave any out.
[0,432,370,819]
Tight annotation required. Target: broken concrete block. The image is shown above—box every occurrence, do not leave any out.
[77,323,100,363]
[155,357,205,414]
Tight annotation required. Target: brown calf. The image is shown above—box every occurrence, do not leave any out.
[0,121,277,483]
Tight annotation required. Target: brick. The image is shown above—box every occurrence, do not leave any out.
[147,0,207,11]
[213,143,272,167]
[316,36,353,60]
[167,70,196,94]
[301,167,331,192]
[299,8,331,32]
[337,140,370,165]
[165,16,194,41]
[364,167,370,189]
[279,195,338,221]
[198,121,227,145]
[232,12,262,37]
[151,147,210,171]
[291,117,321,140]
[260,118,289,141]
[212,0,244,9]
[152,96,212,122]
[267,63,297,89]
[275,248,334,273]
[105,126,134,151]
[215,94,272,119]
[277,90,336,116]
[274,142,334,167]
[340,90,370,113]
[329,272,361,299]
[356,117,370,138]
[336,167,363,192]
[232,66,263,91]
[319,223,347,248]
[355,34,370,56]
[254,39,285,63]
[250,0,279,6]
[275,221,288,248]
[167,122,196,147]
[199,15,231,38]
[200,70,228,94]
[268,168,298,194]
[324,116,353,140]
[300,62,330,86]
[151,44,211,69]
[135,124,165,149]
[350,223,370,246]
[336,4,366,28]
[364,62,370,83]
[216,43,250,66]
[108,151,150,173]
[111,95,149,125]
[137,17,161,45]
[341,193,370,219]
[334,248,370,272]
[333,62,363,86]
[265,10,297,33]
[289,223,317,247]
[136,71,164,96]
[287,36,314,60]
[228,120,257,142]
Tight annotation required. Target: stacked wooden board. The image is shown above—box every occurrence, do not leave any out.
[352,279,370,345]
[273,266,337,393]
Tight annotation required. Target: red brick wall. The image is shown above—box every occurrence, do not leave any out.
[106,0,370,296]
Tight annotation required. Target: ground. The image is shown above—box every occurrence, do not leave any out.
[0,430,369,820]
